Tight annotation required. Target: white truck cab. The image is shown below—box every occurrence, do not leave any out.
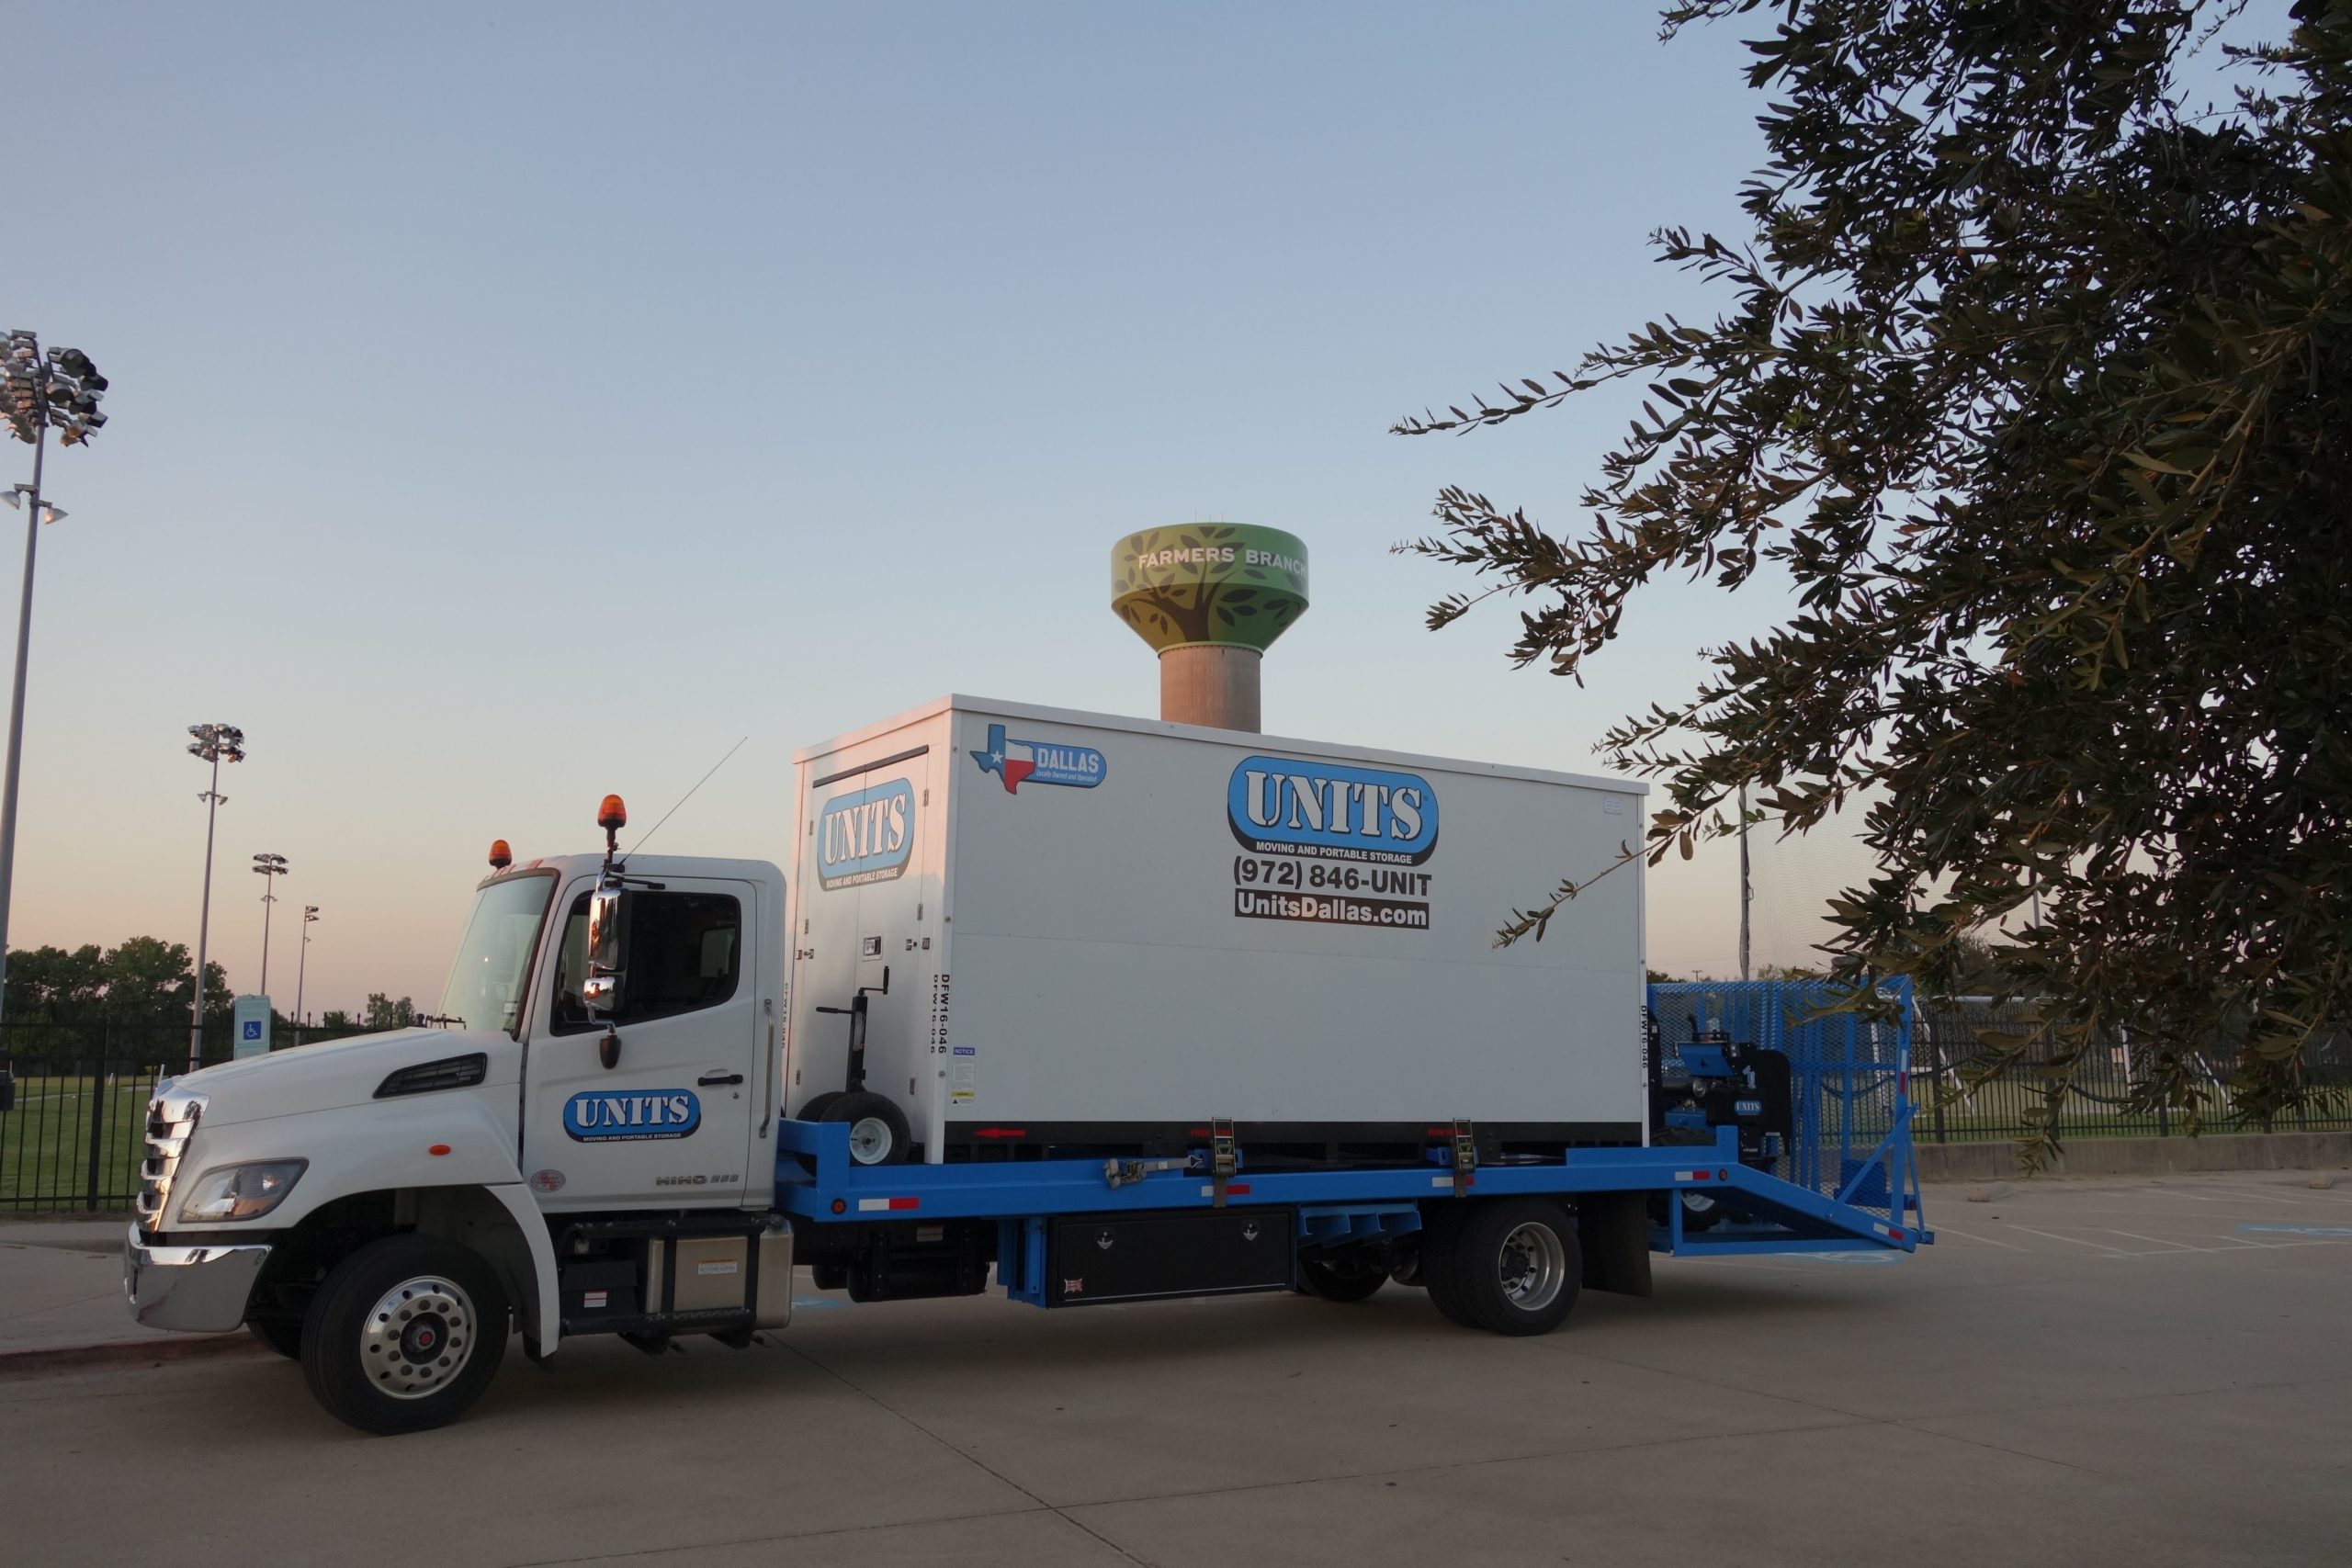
[125,837,792,1434]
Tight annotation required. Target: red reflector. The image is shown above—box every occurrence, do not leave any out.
[1425,1127,1455,1137]
[1227,1184,1251,1196]
[1187,1126,1210,1137]
[974,1127,1028,1139]
[427,1144,451,1156]
[1690,1171,1712,1180]
[831,1199,846,1214]
[888,1197,920,1211]
[1717,1169,1729,1180]
[1889,1228,1905,1241]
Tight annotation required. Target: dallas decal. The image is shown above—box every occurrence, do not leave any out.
[562,1089,702,1143]
[968,723,1108,795]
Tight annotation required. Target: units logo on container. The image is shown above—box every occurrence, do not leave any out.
[817,777,916,889]
[562,1089,701,1143]
[969,722,1108,795]
[1227,757,1438,863]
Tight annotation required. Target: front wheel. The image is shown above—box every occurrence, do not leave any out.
[300,1235,509,1435]
[247,1317,302,1359]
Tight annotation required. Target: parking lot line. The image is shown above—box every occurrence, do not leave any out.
[2003,1225,2132,1253]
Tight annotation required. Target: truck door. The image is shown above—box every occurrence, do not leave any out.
[524,875,761,1209]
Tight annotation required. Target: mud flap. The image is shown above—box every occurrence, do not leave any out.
[1577,1190,1654,1298]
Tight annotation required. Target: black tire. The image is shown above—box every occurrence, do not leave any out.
[247,1318,302,1359]
[300,1235,509,1436]
[1387,1233,1426,1289]
[1297,1251,1387,1303]
[797,1089,843,1122]
[823,1090,911,1167]
[1442,1198,1581,1337]
[1418,1206,1485,1329]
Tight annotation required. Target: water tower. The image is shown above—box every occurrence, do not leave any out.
[1111,524,1308,732]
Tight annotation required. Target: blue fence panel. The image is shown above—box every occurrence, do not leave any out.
[1647,980,1918,1224]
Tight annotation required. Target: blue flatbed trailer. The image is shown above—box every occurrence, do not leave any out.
[771,980,1933,1320]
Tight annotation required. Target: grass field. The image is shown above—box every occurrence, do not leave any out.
[0,1074,156,1210]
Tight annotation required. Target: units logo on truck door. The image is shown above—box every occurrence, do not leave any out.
[1227,756,1437,931]
[817,777,916,889]
[562,1089,702,1142]
[968,722,1108,795]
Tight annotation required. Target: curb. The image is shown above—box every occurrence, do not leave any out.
[0,1331,266,1377]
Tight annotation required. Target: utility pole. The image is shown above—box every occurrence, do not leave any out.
[1737,784,1752,983]
[186,724,244,1071]
[0,331,106,1030]
[253,853,288,997]
[295,906,318,1046]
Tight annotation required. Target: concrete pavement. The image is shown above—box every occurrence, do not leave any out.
[2,1171,2346,1566]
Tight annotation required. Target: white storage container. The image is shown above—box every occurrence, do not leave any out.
[785,696,1648,1162]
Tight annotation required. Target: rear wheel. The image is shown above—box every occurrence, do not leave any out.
[1442,1198,1581,1337]
[1418,1206,1485,1328]
[300,1235,509,1435]
[1297,1251,1387,1303]
[796,1089,843,1122]
[823,1091,911,1166]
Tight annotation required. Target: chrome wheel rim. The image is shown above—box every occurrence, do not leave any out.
[1682,1191,1717,1214]
[1495,1222,1568,1312]
[849,1116,894,1163]
[360,1275,476,1400]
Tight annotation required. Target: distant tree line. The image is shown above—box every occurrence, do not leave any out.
[3,936,420,1055]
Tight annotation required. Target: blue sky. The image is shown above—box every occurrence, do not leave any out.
[7,3,1867,1011]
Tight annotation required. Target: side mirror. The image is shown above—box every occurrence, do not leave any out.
[583,884,630,1018]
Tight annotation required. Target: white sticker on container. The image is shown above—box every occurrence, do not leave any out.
[696,1261,740,1277]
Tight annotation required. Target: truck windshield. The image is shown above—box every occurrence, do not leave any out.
[436,873,555,1033]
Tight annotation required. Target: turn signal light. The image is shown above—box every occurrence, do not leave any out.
[597,794,628,830]
[487,839,512,870]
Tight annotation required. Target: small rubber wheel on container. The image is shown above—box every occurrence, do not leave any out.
[1417,1205,1485,1329]
[300,1235,509,1435]
[1649,1189,1724,1233]
[797,1089,843,1122]
[1297,1251,1387,1302]
[247,1318,302,1359]
[1444,1198,1581,1337]
[823,1091,911,1166]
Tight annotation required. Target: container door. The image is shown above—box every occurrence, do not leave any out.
[524,875,760,1209]
[795,748,931,1127]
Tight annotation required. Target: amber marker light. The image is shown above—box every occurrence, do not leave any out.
[487,839,512,870]
[597,795,628,831]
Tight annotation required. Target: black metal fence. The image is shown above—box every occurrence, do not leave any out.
[0,1020,374,1213]
[1911,1001,2352,1144]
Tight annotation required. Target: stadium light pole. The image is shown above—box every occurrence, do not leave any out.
[294,905,318,1045]
[0,330,106,1031]
[253,853,288,998]
[187,725,243,1071]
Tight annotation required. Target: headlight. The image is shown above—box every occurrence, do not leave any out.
[176,1160,307,1224]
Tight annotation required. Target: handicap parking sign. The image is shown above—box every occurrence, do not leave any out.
[232,996,273,1058]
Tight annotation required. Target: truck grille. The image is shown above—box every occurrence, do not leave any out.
[135,1085,208,1233]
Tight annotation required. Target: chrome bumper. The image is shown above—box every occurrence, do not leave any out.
[123,1224,270,1334]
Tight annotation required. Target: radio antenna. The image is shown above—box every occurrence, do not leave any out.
[627,736,750,856]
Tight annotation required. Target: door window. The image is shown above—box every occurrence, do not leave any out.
[550,890,742,1035]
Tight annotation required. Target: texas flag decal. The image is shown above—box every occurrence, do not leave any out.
[969,723,1108,795]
